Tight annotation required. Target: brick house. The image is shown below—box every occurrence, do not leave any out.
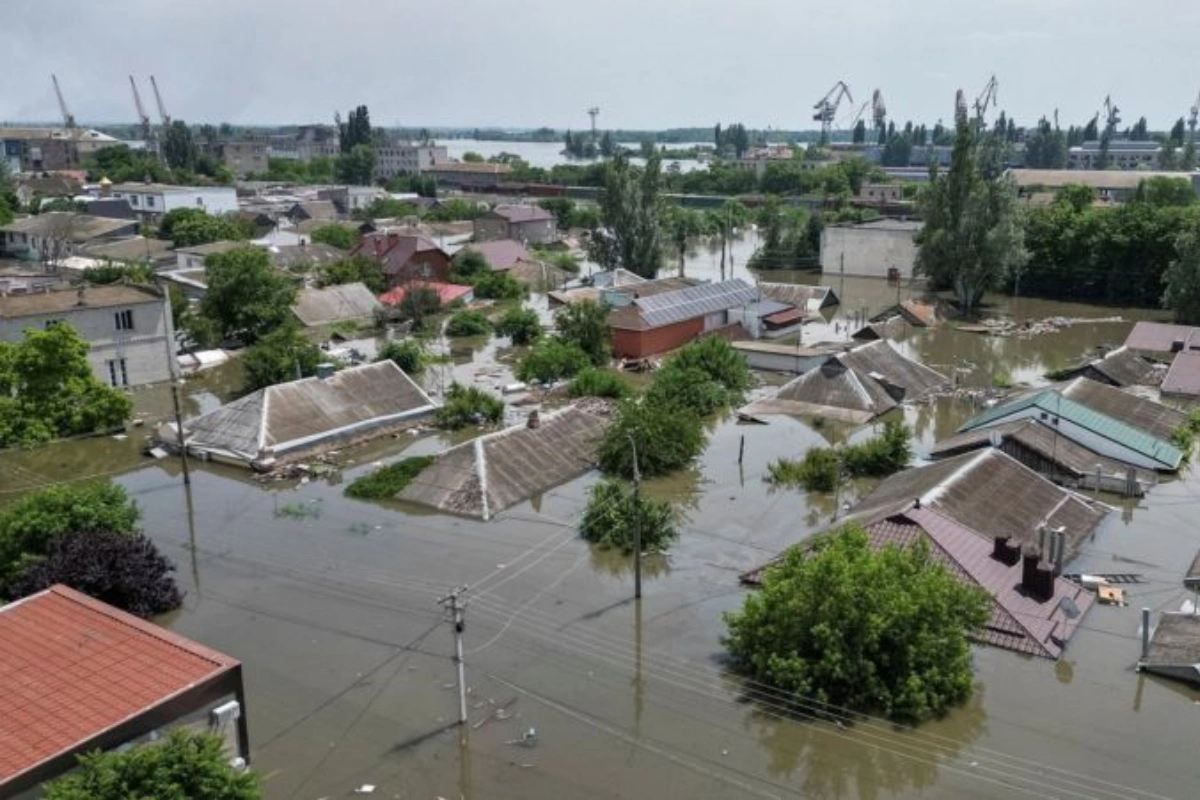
[608,279,759,359]
[351,231,451,287]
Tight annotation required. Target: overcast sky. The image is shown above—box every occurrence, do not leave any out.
[4,0,1199,132]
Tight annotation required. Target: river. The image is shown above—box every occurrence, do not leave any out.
[1,267,1197,798]
[438,138,709,173]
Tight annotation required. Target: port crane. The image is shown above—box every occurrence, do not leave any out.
[129,76,155,154]
[51,74,75,130]
[150,75,171,127]
[813,81,852,144]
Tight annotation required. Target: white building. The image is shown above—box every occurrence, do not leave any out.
[105,183,238,222]
[821,219,921,280]
[374,143,449,180]
[0,284,176,387]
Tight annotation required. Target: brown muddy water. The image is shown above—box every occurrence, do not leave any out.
[2,262,1199,799]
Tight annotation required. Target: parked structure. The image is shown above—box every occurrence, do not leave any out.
[400,405,610,519]
[740,339,949,423]
[104,183,238,222]
[177,361,436,469]
[607,278,760,358]
[0,584,249,797]
[0,213,138,262]
[0,284,175,387]
[292,282,380,328]
[474,205,557,245]
[352,232,451,286]
[820,219,921,280]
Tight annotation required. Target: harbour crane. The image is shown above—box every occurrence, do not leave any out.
[871,89,887,132]
[1190,91,1200,142]
[1103,94,1121,137]
[812,81,852,144]
[51,74,75,130]
[150,75,171,127]
[973,75,998,125]
[129,76,154,152]
[846,99,870,129]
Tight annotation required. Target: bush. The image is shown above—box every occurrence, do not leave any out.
[495,307,543,345]
[645,364,730,416]
[662,336,751,399]
[309,224,358,250]
[471,270,525,300]
[597,399,706,479]
[445,309,492,337]
[3,531,182,618]
[724,525,991,723]
[436,382,504,430]
[43,730,260,800]
[767,448,840,492]
[345,456,435,499]
[397,286,442,329]
[842,419,911,477]
[450,250,490,283]
[567,368,632,399]
[319,255,387,294]
[516,338,591,383]
[554,300,611,366]
[240,324,326,391]
[579,479,677,553]
[81,262,154,285]
[377,339,426,376]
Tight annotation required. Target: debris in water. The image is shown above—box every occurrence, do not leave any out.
[355,785,375,794]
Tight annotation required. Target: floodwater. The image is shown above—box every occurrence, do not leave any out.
[437,138,708,173]
[3,264,1200,799]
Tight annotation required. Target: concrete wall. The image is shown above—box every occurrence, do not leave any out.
[511,219,556,245]
[473,217,510,242]
[821,224,920,279]
[0,296,175,387]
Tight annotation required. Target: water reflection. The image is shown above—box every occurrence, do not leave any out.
[587,546,670,580]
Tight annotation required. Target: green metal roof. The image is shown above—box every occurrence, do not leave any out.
[959,390,1183,469]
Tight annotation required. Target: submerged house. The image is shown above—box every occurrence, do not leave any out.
[177,361,436,469]
[739,339,949,423]
[1054,346,1163,388]
[744,450,1107,659]
[1123,321,1200,361]
[1138,613,1200,687]
[292,282,381,328]
[958,383,1183,473]
[399,405,610,519]
[757,282,840,313]
[607,279,760,359]
[1058,376,1186,442]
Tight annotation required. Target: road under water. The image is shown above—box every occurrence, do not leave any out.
[2,259,1197,799]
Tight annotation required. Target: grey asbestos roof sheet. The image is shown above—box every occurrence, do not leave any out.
[1058,377,1186,442]
[292,282,381,326]
[399,405,610,519]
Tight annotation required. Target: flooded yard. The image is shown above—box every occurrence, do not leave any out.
[2,266,1198,799]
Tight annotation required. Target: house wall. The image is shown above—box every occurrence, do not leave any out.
[3,222,139,262]
[511,218,556,245]
[820,225,919,279]
[473,216,511,242]
[0,296,175,387]
[388,251,451,286]
[612,318,704,359]
[112,187,238,220]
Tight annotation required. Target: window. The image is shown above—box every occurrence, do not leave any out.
[43,318,61,329]
[146,195,156,208]
[196,197,204,207]
[115,309,134,331]
[129,194,140,206]
[107,358,128,387]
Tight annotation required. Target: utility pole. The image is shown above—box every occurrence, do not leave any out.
[439,586,469,725]
[162,297,190,486]
[627,434,643,599]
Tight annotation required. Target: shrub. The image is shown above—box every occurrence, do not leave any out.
[515,338,591,383]
[397,287,442,329]
[3,531,182,618]
[436,382,504,430]
[580,479,677,553]
[345,456,435,499]
[445,309,492,337]
[567,368,632,399]
[842,420,911,477]
[767,448,840,492]
[471,270,524,300]
[724,525,990,723]
[319,255,387,294]
[645,364,730,416]
[662,336,752,400]
[240,324,325,391]
[377,339,426,376]
[597,399,705,479]
[495,307,543,345]
[450,250,490,283]
[310,224,357,250]
[554,300,610,366]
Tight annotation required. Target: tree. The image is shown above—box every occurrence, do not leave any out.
[1129,116,1150,141]
[723,525,991,723]
[654,335,751,406]
[662,205,705,277]
[42,730,259,800]
[445,309,492,337]
[495,306,543,344]
[462,151,484,162]
[1171,117,1187,144]
[319,255,387,294]
[240,323,325,390]
[914,124,1027,313]
[336,143,376,185]
[310,224,358,250]
[1135,176,1196,208]
[0,324,133,448]
[450,249,491,283]
[199,247,298,343]
[597,399,705,479]
[553,299,611,366]
[339,105,372,152]
[580,478,677,553]
[435,383,504,429]
[852,119,867,144]
[590,153,663,278]
[516,338,591,383]
[162,120,197,171]
[170,213,247,247]
[377,339,426,376]
[397,287,442,330]
[1164,218,1200,324]
[599,130,616,158]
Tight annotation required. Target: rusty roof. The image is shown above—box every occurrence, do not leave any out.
[1161,351,1200,397]
[0,283,162,319]
[1058,377,1186,442]
[0,585,238,788]
[399,405,610,519]
[1124,321,1200,356]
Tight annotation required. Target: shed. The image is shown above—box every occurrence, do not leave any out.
[399,405,610,519]
[0,585,248,796]
[179,361,435,468]
[292,282,381,327]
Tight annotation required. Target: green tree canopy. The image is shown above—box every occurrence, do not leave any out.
[162,120,197,171]
[1164,218,1200,324]
[597,398,705,479]
[724,525,990,724]
[309,224,358,250]
[198,247,299,343]
[336,143,376,185]
[43,730,259,800]
[580,478,677,553]
[0,324,133,448]
[495,306,543,345]
[590,153,664,278]
[553,299,611,366]
[240,323,325,391]
[319,255,387,294]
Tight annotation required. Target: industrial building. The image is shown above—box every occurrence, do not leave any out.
[820,219,921,280]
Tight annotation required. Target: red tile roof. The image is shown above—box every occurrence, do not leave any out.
[378,281,473,306]
[0,585,238,787]
[764,307,804,326]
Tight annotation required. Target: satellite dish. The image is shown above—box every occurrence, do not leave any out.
[1057,596,1081,620]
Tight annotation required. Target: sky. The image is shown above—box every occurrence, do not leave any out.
[4,0,1200,133]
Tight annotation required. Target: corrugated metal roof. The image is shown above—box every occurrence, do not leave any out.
[1068,346,1163,388]
[757,282,838,310]
[292,282,381,326]
[1124,321,1200,355]
[632,279,758,329]
[1059,377,1185,440]
[0,585,238,787]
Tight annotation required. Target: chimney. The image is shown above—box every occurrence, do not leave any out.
[1051,528,1066,574]
[316,362,336,380]
[1021,546,1055,602]
[1037,524,1047,557]
[526,409,540,429]
[1140,607,1151,661]
[992,536,1020,566]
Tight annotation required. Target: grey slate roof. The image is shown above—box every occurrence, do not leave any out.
[292,282,381,327]
[183,361,435,464]
[1058,377,1186,441]
[757,282,839,310]
[1059,346,1163,388]
[0,213,135,242]
[399,405,610,519]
